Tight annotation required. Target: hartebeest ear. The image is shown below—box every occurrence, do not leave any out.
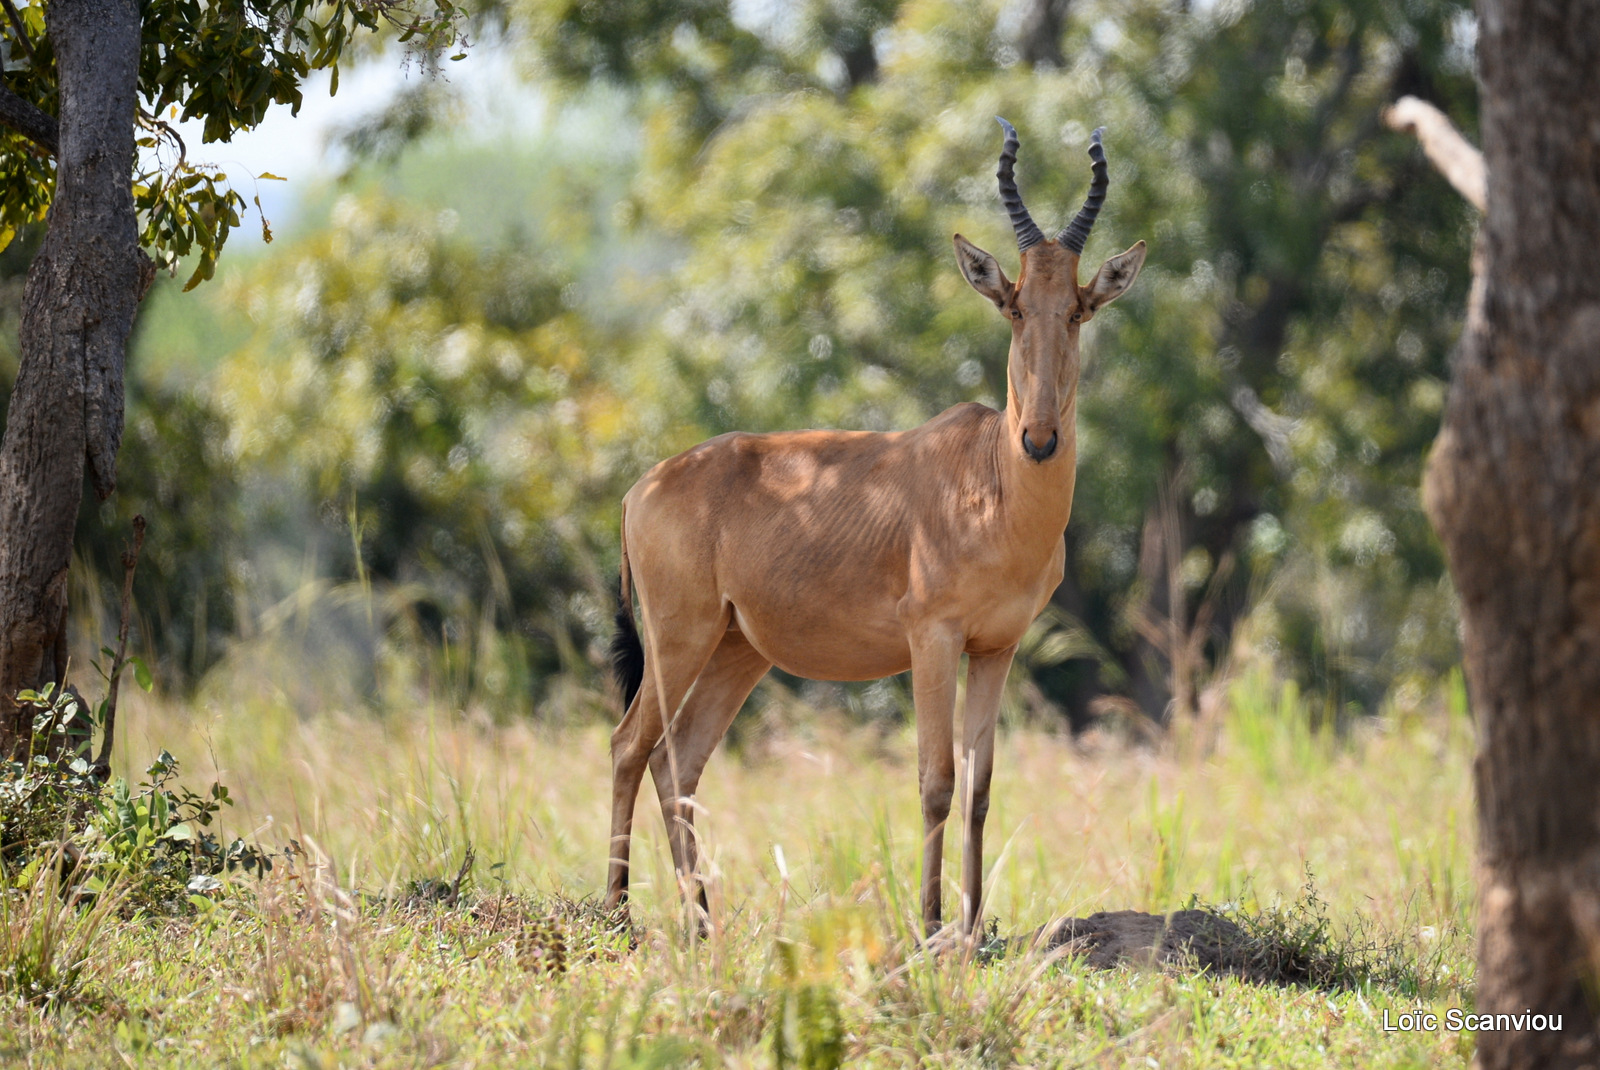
[953,234,1014,312]
[1079,240,1147,317]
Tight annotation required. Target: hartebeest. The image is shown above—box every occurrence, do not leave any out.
[606,118,1146,936]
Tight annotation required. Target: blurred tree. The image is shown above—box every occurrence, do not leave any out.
[1009,0,1070,68]
[106,0,1482,728]
[209,190,620,707]
[518,0,1477,722]
[1094,0,1477,721]
[0,0,465,755]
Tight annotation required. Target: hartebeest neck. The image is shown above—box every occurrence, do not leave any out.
[995,371,1080,544]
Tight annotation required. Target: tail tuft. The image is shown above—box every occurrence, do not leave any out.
[610,580,645,709]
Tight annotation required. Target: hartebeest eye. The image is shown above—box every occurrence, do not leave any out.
[1010,307,1023,320]
[1069,311,1082,323]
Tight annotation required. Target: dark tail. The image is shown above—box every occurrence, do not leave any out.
[610,582,644,709]
[610,515,644,710]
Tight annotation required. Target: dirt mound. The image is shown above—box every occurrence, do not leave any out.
[1037,909,1254,975]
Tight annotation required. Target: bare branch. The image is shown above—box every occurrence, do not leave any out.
[446,844,475,907]
[92,514,146,778]
[138,108,187,170]
[1231,384,1297,474]
[0,78,56,155]
[1383,95,1486,212]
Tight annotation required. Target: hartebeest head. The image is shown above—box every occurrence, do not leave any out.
[953,118,1147,463]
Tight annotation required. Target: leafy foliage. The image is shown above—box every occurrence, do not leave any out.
[0,723,278,917]
[209,190,613,707]
[500,0,1477,716]
[771,936,846,1070]
[89,750,279,893]
[0,0,468,279]
[45,0,1481,722]
[0,137,52,255]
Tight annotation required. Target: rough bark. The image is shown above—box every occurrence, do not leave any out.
[1421,1,1600,1066]
[0,0,142,755]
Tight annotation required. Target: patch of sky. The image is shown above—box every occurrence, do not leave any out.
[170,42,551,249]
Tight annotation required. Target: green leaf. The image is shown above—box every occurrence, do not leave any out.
[129,655,154,693]
[182,251,215,292]
[161,822,196,843]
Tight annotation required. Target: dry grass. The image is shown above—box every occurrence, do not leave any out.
[110,670,1474,927]
[0,668,1478,1067]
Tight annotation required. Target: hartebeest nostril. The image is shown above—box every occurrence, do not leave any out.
[1021,429,1058,462]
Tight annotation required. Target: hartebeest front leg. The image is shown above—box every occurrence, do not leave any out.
[959,645,1017,938]
[909,624,963,937]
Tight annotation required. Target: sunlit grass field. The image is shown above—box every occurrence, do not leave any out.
[1,670,1477,1068]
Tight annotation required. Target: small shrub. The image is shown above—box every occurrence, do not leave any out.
[1209,866,1423,991]
[1,733,279,916]
[85,750,278,912]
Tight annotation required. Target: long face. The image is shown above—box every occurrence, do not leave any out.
[952,119,1147,465]
[954,234,1146,464]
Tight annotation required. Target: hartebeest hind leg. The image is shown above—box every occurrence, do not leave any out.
[958,646,1016,938]
[910,625,963,936]
[648,627,771,923]
[604,598,726,910]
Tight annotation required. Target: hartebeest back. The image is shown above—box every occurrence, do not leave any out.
[606,119,1146,937]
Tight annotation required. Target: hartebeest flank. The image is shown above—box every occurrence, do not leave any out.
[606,119,1146,937]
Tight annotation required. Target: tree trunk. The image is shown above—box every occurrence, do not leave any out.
[0,0,143,756]
[1422,1,1600,1066]
[1013,0,1069,68]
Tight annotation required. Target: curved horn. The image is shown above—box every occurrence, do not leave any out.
[995,117,1045,252]
[1058,126,1108,255]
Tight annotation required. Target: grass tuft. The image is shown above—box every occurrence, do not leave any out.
[0,850,123,1013]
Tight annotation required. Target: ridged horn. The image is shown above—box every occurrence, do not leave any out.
[1058,126,1108,255]
[995,117,1045,252]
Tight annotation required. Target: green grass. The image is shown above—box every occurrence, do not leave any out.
[0,670,1477,1067]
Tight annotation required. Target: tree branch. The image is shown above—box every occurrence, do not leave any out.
[92,514,145,778]
[1229,383,1296,474]
[0,78,57,155]
[0,0,36,66]
[1383,95,1485,212]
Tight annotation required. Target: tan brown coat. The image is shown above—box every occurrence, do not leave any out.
[606,124,1146,937]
